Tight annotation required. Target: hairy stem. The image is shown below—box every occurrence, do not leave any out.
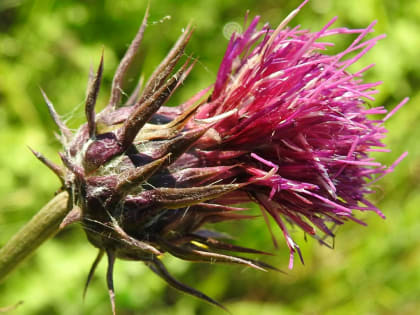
[0,191,70,283]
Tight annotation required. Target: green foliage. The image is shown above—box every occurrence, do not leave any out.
[1,0,419,314]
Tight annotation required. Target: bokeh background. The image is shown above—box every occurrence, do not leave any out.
[1,0,419,314]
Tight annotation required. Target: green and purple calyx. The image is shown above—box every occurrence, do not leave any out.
[32,1,407,313]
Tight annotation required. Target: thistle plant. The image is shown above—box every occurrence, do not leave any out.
[0,1,407,313]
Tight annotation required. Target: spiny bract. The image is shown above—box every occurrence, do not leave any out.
[32,2,406,313]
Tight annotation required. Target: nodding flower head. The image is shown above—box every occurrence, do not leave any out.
[32,2,407,313]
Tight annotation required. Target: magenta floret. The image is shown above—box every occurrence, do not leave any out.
[186,12,408,269]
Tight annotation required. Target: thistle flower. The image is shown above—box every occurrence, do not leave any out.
[32,2,406,313]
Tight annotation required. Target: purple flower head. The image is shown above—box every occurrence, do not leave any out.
[184,2,408,268]
[33,2,406,312]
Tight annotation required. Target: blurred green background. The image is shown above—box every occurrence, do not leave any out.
[1,0,419,314]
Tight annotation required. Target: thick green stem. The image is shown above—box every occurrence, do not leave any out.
[0,191,70,283]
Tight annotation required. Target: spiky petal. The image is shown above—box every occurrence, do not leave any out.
[108,6,149,109]
[28,147,65,184]
[40,88,72,142]
[85,52,104,138]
